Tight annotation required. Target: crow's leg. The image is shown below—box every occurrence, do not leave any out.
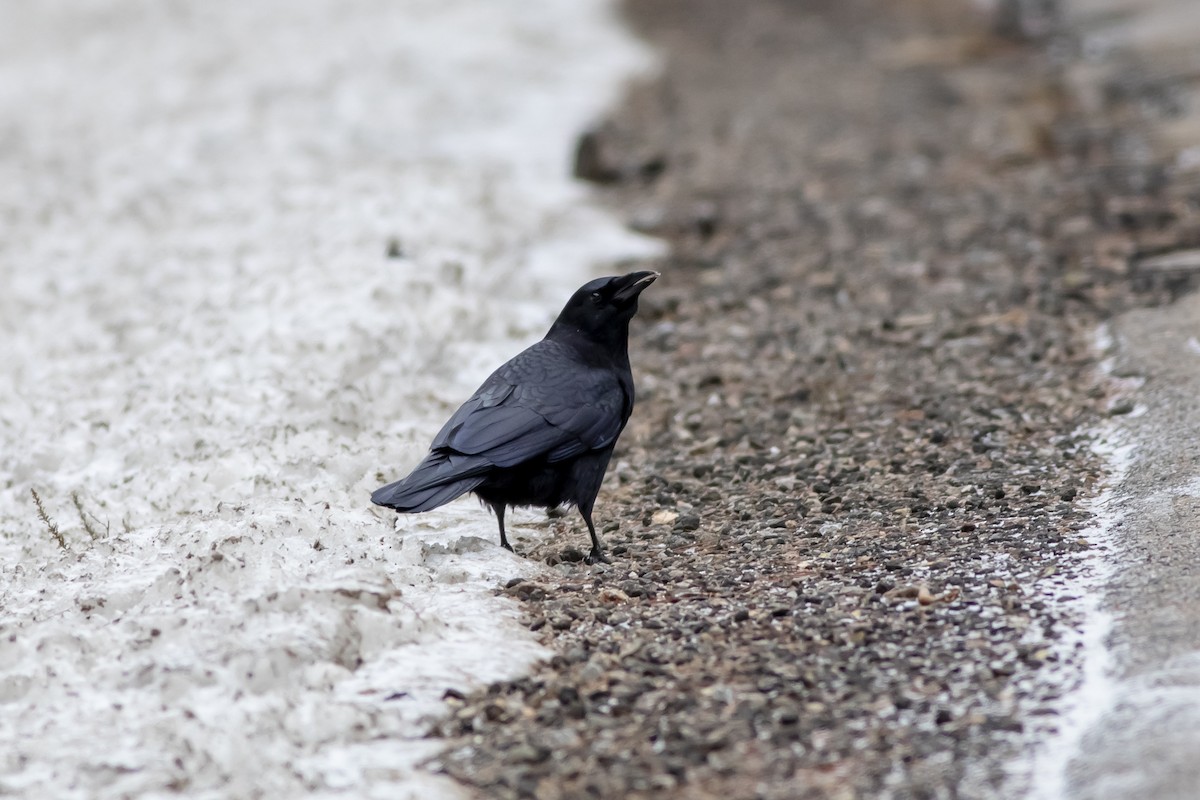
[580,506,611,565]
[492,503,513,552]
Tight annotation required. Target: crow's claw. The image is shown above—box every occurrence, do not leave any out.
[584,548,612,565]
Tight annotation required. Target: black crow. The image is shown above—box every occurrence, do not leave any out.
[371,270,658,564]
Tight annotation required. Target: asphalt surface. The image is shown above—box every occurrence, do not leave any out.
[1065,293,1200,800]
[428,1,1200,797]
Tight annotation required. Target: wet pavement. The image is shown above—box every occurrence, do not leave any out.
[1062,293,1200,800]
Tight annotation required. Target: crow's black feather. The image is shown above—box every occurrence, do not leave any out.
[371,271,657,563]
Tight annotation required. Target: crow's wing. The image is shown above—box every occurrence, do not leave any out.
[430,339,628,467]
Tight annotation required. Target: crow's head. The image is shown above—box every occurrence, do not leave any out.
[550,271,659,345]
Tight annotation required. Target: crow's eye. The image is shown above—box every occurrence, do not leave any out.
[590,291,603,305]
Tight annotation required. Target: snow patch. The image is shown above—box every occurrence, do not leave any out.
[1024,323,1133,800]
[0,1,659,797]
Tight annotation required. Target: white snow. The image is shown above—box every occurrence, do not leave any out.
[1023,324,1135,800]
[0,1,658,797]
[1024,436,1129,800]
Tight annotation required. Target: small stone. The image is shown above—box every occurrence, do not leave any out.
[560,547,586,563]
[509,743,551,764]
[598,587,630,604]
[775,708,800,725]
[1108,400,1135,416]
[651,510,679,526]
[572,127,619,184]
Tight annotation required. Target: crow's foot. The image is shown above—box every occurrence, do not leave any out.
[584,548,612,565]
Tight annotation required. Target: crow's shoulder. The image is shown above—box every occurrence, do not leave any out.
[429,338,629,465]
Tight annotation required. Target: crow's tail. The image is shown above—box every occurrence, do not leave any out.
[371,451,490,513]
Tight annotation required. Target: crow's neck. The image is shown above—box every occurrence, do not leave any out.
[547,323,631,370]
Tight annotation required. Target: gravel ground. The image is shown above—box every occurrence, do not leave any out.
[432,0,1200,797]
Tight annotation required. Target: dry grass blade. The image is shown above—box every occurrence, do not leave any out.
[31,488,67,550]
[71,491,108,540]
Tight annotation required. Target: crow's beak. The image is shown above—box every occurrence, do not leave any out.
[613,270,660,304]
